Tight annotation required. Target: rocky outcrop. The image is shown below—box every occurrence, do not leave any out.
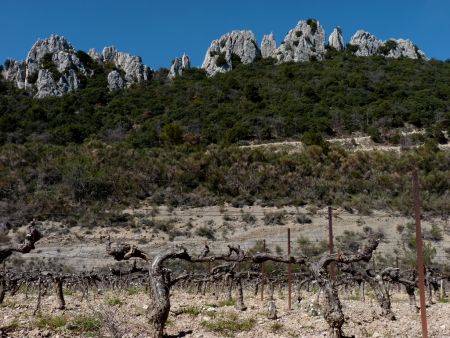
[349,30,382,56]
[168,53,190,78]
[88,48,103,63]
[349,30,427,59]
[2,59,27,89]
[328,27,344,51]
[381,39,427,59]
[201,31,261,76]
[273,19,326,63]
[1,35,87,97]
[26,35,74,76]
[34,69,61,98]
[1,34,150,97]
[107,70,125,91]
[101,47,150,84]
[261,33,277,58]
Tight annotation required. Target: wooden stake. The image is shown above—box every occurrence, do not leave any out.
[412,169,428,338]
[261,240,266,301]
[328,206,336,281]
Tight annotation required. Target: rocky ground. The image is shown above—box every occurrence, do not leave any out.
[6,203,448,273]
[1,287,449,338]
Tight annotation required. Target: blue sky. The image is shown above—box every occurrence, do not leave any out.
[1,0,449,69]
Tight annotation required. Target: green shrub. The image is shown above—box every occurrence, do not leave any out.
[40,53,62,80]
[162,123,184,145]
[215,52,227,67]
[263,211,286,225]
[379,40,398,55]
[306,19,318,34]
[195,226,216,240]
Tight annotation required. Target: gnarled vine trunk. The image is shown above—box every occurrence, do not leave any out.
[311,237,380,338]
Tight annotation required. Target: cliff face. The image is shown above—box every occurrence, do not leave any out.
[328,27,345,51]
[1,35,150,97]
[261,33,277,58]
[273,19,326,63]
[201,31,261,76]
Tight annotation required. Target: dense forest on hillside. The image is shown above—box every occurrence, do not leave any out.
[1,51,449,227]
[1,50,450,146]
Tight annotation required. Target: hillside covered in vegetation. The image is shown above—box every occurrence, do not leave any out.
[1,51,449,146]
[0,51,449,227]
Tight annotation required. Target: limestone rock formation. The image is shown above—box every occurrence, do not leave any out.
[274,19,326,63]
[168,53,191,78]
[88,48,103,63]
[1,34,151,97]
[261,33,277,58]
[1,35,87,97]
[328,27,344,51]
[381,39,427,59]
[102,46,150,84]
[349,30,427,59]
[26,35,75,76]
[201,30,261,76]
[107,70,125,91]
[35,69,60,98]
[2,59,27,89]
[349,30,382,56]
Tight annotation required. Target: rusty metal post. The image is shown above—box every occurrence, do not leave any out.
[261,239,266,301]
[328,206,336,281]
[413,169,429,338]
[287,228,292,310]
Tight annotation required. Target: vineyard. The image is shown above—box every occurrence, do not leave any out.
[1,199,449,338]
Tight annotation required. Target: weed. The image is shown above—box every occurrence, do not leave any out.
[270,322,284,333]
[217,298,236,307]
[127,287,142,295]
[180,306,202,316]
[34,314,67,330]
[67,315,101,334]
[105,296,124,307]
[63,288,75,296]
[201,313,255,336]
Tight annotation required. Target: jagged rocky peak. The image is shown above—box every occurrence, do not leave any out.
[88,48,102,63]
[328,27,344,51]
[26,35,74,69]
[379,39,427,60]
[261,33,277,58]
[349,30,382,56]
[201,30,261,76]
[274,19,326,63]
[102,46,151,84]
[1,34,151,97]
[349,30,427,59]
[2,59,27,89]
[168,53,191,78]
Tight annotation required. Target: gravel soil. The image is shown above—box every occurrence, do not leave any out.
[1,288,449,338]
